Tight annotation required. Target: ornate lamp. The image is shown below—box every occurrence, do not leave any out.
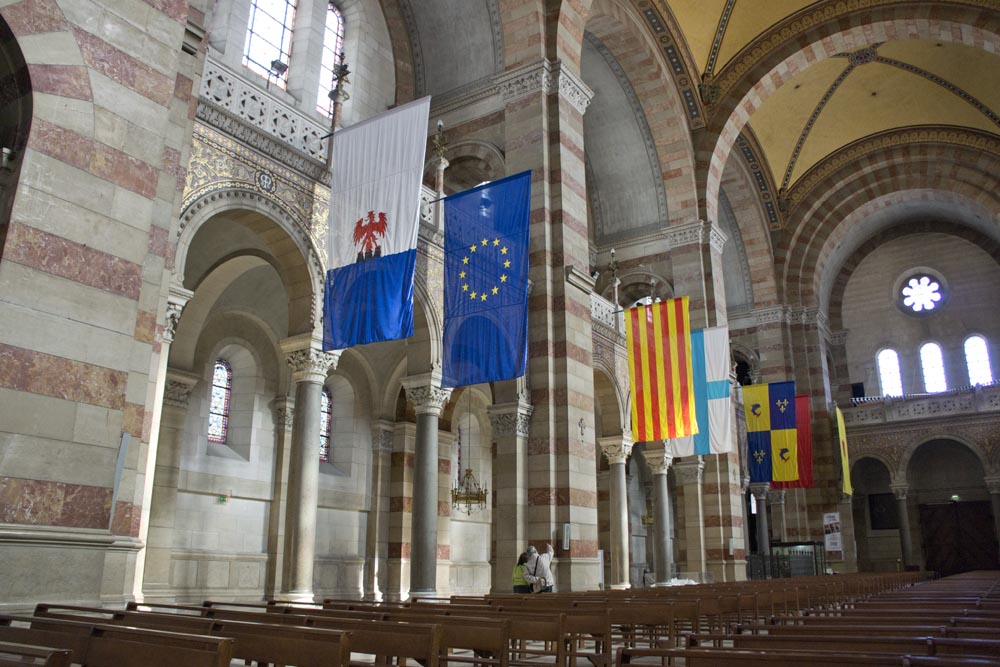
[451,397,488,515]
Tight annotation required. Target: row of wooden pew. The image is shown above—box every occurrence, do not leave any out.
[3,569,993,667]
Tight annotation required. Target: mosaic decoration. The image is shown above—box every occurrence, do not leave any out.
[637,1,705,128]
[734,132,782,229]
[208,359,232,444]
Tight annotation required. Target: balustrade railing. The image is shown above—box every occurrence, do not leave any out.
[843,381,1000,425]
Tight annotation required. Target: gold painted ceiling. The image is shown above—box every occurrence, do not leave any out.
[657,0,1000,191]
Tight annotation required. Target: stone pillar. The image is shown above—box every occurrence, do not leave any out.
[986,477,1000,555]
[141,368,199,599]
[265,397,294,597]
[675,457,706,579]
[488,396,532,593]
[364,420,394,600]
[281,338,339,602]
[769,489,787,543]
[134,285,191,600]
[890,483,914,568]
[750,483,771,555]
[402,375,452,596]
[599,436,633,589]
[644,446,674,584]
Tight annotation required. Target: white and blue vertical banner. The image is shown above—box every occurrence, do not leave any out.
[669,325,732,456]
[323,96,431,350]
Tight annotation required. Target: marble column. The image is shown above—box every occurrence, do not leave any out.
[265,397,294,597]
[644,445,674,584]
[599,436,633,589]
[890,483,914,568]
[769,489,787,543]
[749,483,771,555]
[281,339,339,601]
[402,375,452,596]
[364,420,395,600]
[675,457,706,579]
[133,285,191,600]
[488,397,532,593]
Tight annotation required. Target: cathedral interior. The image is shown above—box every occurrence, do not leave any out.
[0,0,998,609]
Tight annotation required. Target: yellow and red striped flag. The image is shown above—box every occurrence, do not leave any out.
[624,297,698,441]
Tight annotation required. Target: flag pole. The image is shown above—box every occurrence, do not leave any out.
[324,55,350,169]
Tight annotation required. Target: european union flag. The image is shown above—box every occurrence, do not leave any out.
[442,171,531,388]
[743,381,798,483]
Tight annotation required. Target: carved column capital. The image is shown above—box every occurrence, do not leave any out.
[272,396,294,430]
[599,436,633,466]
[402,373,452,417]
[488,400,533,438]
[890,483,909,501]
[985,476,1000,495]
[161,283,193,344]
[643,444,673,476]
[749,482,771,500]
[371,419,395,453]
[674,458,705,485]
[285,348,340,384]
[164,369,200,408]
[768,489,786,506]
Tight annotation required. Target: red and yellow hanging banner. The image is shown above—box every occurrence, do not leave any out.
[624,297,697,442]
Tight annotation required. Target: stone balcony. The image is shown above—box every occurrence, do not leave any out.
[843,381,1000,426]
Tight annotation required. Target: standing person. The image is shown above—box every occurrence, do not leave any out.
[512,552,532,593]
[524,543,554,593]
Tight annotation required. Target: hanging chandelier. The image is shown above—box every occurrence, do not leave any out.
[451,401,488,515]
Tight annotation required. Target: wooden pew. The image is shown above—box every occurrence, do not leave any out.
[0,616,232,667]
[617,646,1000,667]
[687,632,1000,659]
[0,642,72,667]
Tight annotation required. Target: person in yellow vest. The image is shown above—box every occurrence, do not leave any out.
[512,552,531,593]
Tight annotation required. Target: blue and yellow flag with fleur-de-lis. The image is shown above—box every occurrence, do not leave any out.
[743,381,798,483]
[442,171,531,388]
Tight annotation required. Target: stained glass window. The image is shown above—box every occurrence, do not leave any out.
[208,360,233,444]
[243,0,297,89]
[920,342,947,393]
[320,386,332,462]
[316,3,345,117]
[876,348,903,397]
[964,335,993,386]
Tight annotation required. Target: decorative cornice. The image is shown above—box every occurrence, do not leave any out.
[664,219,706,249]
[599,437,634,466]
[890,483,908,501]
[786,125,1000,212]
[708,219,727,254]
[768,489,786,505]
[565,265,597,294]
[161,284,193,345]
[488,402,533,438]
[164,369,200,408]
[734,132,782,229]
[830,329,849,347]
[496,60,593,115]
[674,458,705,485]
[554,61,594,115]
[198,55,329,170]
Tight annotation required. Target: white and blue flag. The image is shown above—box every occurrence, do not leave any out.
[323,96,431,350]
[669,325,732,456]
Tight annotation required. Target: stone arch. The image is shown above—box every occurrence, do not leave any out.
[731,343,760,386]
[827,218,1000,331]
[435,140,506,193]
[593,362,626,438]
[497,0,592,71]
[584,0,698,227]
[852,453,898,482]
[177,189,324,338]
[612,270,673,306]
[701,7,1000,225]
[899,433,991,483]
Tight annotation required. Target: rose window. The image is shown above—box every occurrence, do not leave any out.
[901,275,942,313]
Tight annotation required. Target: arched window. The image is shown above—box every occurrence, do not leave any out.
[964,335,993,386]
[876,349,903,397]
[919,342,947,393]
[316,3,345,117]
[243,0,298,88]
[319,386,333,462]
[208,360,233,444]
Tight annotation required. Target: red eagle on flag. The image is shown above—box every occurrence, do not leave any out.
[353,211,387,262]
